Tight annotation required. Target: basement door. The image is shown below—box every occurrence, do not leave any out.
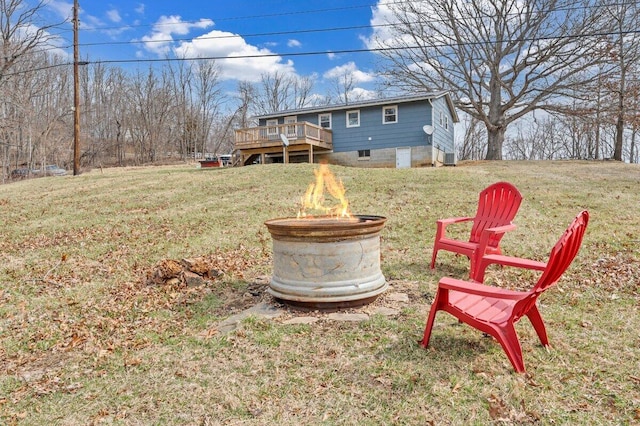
[396,147,411,168]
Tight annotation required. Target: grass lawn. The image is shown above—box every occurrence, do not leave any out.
[1,160,638,425]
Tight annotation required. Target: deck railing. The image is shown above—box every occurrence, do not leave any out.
[235,122,332,150]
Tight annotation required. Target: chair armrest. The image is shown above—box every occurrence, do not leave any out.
[436,216,474,238]
[439,276,526,300]
[475,223,517,256]
[473,253,547,282]
[474,223,516,269]
[437,216,474,226]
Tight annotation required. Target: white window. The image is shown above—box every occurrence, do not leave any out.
[266,119,278,137]
[383,105,398,124]
[319,113,332,129]
[346,110,360,128]
[438,111,449,130]
[358,149,370,159]
[284,116,297,139]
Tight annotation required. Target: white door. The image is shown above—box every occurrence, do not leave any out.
[396,147,411,168]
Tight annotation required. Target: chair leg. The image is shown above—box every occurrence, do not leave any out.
[526,305,549,346]
[419,291,442,348]
[468,253,477,281]
[494,324,526,373]
[430,247,438,269]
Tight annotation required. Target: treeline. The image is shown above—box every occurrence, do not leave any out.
[0,54,371,181]
[2,1,640,183]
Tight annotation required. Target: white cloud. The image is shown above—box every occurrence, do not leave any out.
[135,3,145,14]
[323,61,376,83]
[138,15,296,82]
[140,15,214,56]
[362,1,396,50]
[362,1,424,51]
[155,15,213,36]
[287,39,301,48]
[46,0,73,20]
[327,52,337,60]
[349,87,378,101]
[106,9,122,23]
[173,30,296,82]
[82,14,105,30]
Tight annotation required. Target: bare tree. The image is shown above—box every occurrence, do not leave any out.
[628,83,640,163]
[128,67,173,163]
[457,114,486,161]
[0,0,63,86]
[0,0,66,179]
[166,57,195,160]
[375,0,610,160]
[602,2,640,161]
[254,71,316,114]
[291,74,315,109]
[328,67,356,105]
[255,71,292,114]
[235,80,256,129]
[192,59,223,156]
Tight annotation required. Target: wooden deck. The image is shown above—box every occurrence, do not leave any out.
[234,122,332,165]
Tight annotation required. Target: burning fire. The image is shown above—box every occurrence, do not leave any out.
[298,164,352,218]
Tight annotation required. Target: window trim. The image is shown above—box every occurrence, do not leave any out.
[318,112,332,129]
[266,119,278,136]
[284,116,297,139]
[382,105,398,124]
[346,110,360,128]
[358,149,371,160]
[438,111,449,130]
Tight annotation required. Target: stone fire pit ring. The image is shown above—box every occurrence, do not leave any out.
[264,215,387,310]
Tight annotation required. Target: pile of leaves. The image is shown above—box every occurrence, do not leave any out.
[587,253,640,295]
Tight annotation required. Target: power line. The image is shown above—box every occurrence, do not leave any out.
[74,1,396,32]
[73,0,635,34]
[39,21,397,53]
[8,0,640,76]
[79,23,394,48]
[7,27,640,78]
[31,1,639,56]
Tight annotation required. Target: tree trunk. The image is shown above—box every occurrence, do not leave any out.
[630,126,636,163]
[614,115,624,161]
[485,127,505,160]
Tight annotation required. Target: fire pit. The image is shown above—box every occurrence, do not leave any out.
[265,215,387,309]
[265,165,387,309]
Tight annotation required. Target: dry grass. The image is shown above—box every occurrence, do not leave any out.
[1,160,639,425]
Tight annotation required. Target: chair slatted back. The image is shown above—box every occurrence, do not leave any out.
[469,182,523,247]
[533,210,589,294]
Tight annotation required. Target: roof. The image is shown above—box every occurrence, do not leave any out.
[254,90,460,122]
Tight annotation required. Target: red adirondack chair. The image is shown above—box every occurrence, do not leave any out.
[430,182,522,278]
[420,210,589,373]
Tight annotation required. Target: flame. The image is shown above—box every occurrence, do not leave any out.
[298,164,352,218]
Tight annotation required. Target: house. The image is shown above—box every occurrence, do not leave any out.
[233,91,459,168]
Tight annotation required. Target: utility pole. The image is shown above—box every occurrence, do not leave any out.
[73,0,81,175]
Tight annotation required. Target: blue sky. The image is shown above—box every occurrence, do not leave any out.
[44,0,394,99]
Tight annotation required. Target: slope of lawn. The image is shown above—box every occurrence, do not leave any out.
[1,160,638,424]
